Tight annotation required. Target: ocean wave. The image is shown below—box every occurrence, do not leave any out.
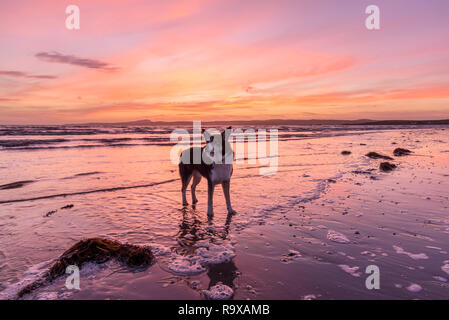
[2,124,446,152]
[2,124,447,138]
[0,125,178,137]
[0,139,67,148]
[0,142,179,151]
[0,126,110,136]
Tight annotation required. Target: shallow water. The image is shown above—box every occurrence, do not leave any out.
[0,124,448,299]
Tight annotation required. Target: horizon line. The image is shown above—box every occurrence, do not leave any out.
[2,118,449,126]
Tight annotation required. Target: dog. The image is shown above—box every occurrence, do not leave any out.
[179,126,236,217]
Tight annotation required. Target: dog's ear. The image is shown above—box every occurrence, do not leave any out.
[222,126,232,139]
[202,128,214,142]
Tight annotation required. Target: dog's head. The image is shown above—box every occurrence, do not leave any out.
[202,126,233,164]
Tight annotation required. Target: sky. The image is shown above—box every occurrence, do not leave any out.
[1,0,449,124]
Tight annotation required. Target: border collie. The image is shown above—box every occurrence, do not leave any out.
[179,126,236,217]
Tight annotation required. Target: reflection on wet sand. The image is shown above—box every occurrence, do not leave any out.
[175,207,239,294]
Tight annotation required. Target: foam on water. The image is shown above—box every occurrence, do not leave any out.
[0,259,53,300]
[406,283,422,293]
[167,239,236,275]
[426,246,442,250]
[202,283,234,300]
[393,246,429,260]
[441,263,449,275]
[361,251,376,257]
[168,255,206,275]
[146,244,172,256]
[1,259,108,300]
[196,240,236,265]
[433,276,447,282]
[338,265,361,277]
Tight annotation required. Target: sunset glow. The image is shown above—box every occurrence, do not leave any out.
[1,0,449,124]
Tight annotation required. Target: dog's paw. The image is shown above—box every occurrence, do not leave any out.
[227,208,237,215]
[182,201,189,206]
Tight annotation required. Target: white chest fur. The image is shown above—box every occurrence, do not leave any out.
[210,164,233,184]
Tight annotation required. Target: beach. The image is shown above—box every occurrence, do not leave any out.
[1,124,448,299]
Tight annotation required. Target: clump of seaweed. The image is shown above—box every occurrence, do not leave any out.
[17,238,154,298]
[365,152,394,160]
[393,148,412,156]
[379,162,397,172]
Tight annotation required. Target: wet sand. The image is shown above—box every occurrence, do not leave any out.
[0,125,448,299]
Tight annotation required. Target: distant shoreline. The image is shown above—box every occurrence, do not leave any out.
[71,119,449,126]
[2,119,449,127]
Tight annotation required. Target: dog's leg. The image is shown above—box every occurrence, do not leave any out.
[222,180,236,214]
[207,180,215,217]
[191,171,202,204]
[181,172,193,206]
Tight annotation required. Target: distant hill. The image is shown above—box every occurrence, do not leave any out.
[356,119,449,125]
